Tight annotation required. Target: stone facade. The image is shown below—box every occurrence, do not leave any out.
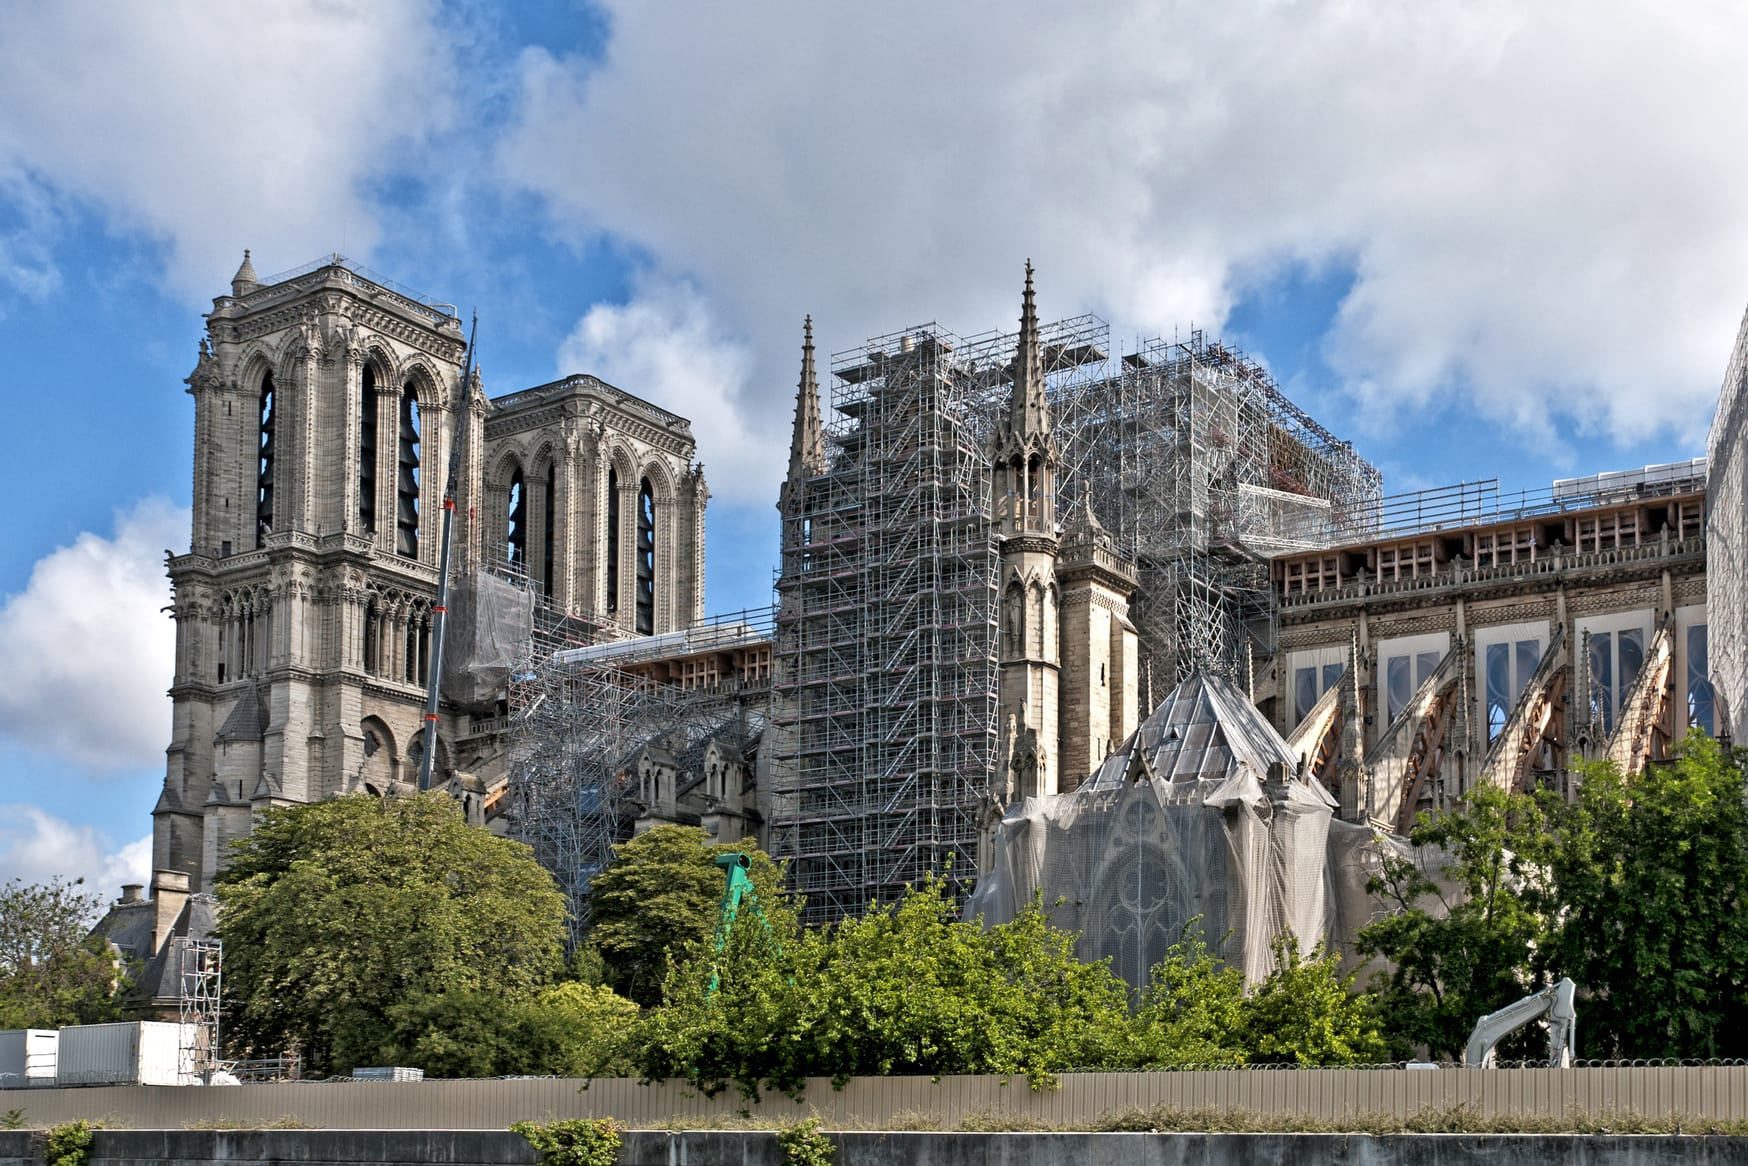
[1267,469,1709,828]
[1055,486,1140,789]
[1708,304,1748,742]
[152,254,706,902]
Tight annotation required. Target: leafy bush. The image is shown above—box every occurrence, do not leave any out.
[775,1117,833,1166]
[634,877,1133,1100]
[510,1118,623,1166]
[43,1120,98,1166]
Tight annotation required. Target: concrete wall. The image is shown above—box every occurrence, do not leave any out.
[8,1129,1748,1166]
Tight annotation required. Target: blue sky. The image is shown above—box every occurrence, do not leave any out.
[1,0,1743,894]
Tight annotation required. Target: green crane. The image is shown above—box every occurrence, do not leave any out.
[708,852,775,995]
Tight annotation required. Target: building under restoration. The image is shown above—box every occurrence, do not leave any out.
[769,269,1378,922]
[1269,461,1710,829]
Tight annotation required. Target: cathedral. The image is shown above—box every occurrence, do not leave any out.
[151,253,707,902]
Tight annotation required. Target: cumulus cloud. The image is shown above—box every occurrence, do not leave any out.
[501,0,1748,492]
[0,499,186,774]
[0,806,151,898]
[557,276,767,500]
[0,0,454,300]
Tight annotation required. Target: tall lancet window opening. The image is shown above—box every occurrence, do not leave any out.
[1027,454,1045,526]
[1001,458,1020,529]
[358,367,378,533]
[541,473,555,598]
[255,370,276,547]
[396,386,421,558]
[506,469,527,567]
[636,477,656,635]
[606,467,620,615]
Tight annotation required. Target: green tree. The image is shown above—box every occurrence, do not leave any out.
[1239,934,1387,1065]
[1545,736,1748,1059]
[634,876,1131,1099]
[375,981,639,1079]
[523,981,642,1077]
[216,792,567,1074]
[981,894,1134,1075]
[1128,922,1247,1067]
[1357,785,1554,1060]
[0,877,134,1029]
[632,885,817,1099]
[587,825,788,1007]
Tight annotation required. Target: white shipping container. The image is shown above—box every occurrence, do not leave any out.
[0,1029,58,1087]
[55,1022,197,1087]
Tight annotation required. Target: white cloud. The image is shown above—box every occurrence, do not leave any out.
[0,805,151,900]
[0,499,186,774]
[501,0,1748,489]
[0,0,454,301]
[557,276,765,501]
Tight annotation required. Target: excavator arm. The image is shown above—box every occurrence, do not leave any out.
[1462,977,1577,1068]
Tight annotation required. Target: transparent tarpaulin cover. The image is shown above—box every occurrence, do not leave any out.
[968,671,1402,989]
[444,571,535,710]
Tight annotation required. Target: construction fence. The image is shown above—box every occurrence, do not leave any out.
[10,1068,1748,1129]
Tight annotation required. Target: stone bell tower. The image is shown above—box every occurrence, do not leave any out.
[157,253,486,892]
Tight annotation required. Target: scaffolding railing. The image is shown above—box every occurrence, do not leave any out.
[1360,458,1707,543]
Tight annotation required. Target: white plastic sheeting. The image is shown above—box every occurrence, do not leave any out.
[443,572,536,710]
[968,672,1393,990]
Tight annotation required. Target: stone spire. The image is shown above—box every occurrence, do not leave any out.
[1006,259,1050,442]
[1061,481,1108,548]
[788,315,828,480]
[231,249,260,296]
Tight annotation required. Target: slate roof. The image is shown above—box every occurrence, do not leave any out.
[214,686,268,743]
[1081,670,1334,809]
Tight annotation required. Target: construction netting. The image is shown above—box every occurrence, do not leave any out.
[443,571,536,711]
[967,671,1405,990]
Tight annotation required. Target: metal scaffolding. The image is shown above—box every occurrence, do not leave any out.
[772,316,1377,924]
[176,938,221,1081]
[1069,330,1382,689]
[503,608,771,940]
[772,325,1006,924]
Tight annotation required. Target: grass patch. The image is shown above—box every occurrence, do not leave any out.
[183,1116,312,1130]
[1091,1103,1748,1135]
[634,1103,1748,1135]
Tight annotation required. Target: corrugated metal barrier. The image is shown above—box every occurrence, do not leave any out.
[6,1068,1748,1129]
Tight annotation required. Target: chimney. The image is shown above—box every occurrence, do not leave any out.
[119,884,144,905]
[150,869,192,953]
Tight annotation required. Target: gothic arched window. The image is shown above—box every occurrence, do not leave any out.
[541,471,556,598]
[506,469,527,566]
[358,366,377,533]
[396,385,421,558]
[1027,453,1044,526]
[637,477,656,635]
[606,466,620,616]
[255,370,275,547]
